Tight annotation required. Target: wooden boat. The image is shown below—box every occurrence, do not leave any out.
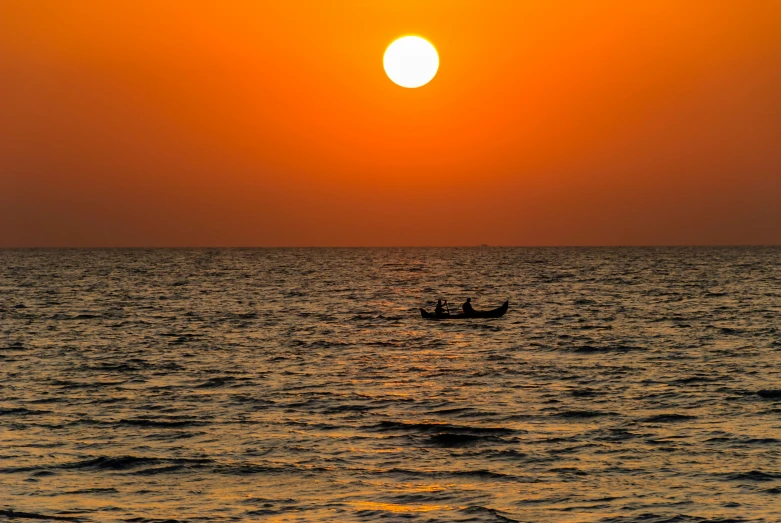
[420,301,509,320]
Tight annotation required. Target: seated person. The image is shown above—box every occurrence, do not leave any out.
[435,299,448,317]
[462,298,475,315]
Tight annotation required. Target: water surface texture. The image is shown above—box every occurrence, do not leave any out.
[2,248,780,522]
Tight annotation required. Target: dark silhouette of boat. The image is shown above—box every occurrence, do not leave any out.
[420,301,509,320]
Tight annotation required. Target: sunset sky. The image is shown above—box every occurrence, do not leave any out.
[2,0,780,247]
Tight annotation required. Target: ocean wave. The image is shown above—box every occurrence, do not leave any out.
[757,389,781,399]
[0,407,51,416]
[368,421,516,434]
[555,410,616,419]
[598,513,754,522]
[195,376,254,388]
[61,456,213,472]
[115,418,207,428]
[641,414,698,423]
[721,470,781,482]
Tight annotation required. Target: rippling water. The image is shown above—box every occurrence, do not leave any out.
[2,248,780,522]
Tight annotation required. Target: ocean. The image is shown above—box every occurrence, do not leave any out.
[1,248,780,522]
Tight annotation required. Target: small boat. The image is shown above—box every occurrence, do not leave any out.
[420,301,509,320]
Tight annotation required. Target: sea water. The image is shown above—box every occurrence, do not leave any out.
[1,248,780,522]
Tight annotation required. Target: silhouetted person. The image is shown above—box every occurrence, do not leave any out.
[462,298,475,315]
[435,299,448,317]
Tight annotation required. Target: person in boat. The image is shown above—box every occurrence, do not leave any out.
[435,299,448,317]
[462,297,475,316]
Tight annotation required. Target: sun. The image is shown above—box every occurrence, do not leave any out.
[383,36,439,88]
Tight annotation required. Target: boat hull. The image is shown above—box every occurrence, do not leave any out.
[420,301,508,320]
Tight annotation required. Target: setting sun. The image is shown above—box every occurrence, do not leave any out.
[383,36,439,88]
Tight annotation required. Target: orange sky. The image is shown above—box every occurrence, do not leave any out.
[1,0,780,246]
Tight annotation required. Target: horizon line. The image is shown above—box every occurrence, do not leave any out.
[2,244,780,249]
